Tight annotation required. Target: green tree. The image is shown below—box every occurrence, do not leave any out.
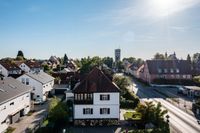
[48,97,69,124]
[102,57,113,68]
[63,54,68,65]
[113,75,131,94]
[136,101,168,129]
[16,50,25,61]
[79,56,102,74]
[154,53,165,60]
[187,54,192,64]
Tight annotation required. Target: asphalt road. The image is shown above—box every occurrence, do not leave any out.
[131,79,200,133]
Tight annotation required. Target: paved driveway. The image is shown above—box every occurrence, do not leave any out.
[11,100,50,133]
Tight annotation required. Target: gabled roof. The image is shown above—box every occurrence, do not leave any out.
[73,67,120,93]
[0,77,32,105]
[146,60,192,74]
[0,61,21,71]
[25,72,54,84]
[25,61,41,68]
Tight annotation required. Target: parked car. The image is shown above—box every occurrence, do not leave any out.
[34,98,44,105]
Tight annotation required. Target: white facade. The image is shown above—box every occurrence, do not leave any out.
[19,63,30,73]
[19,63,42,73]
[74,92,120,120]
[17,75,54,101]
[0,93,31,133]
[0,64,8,77]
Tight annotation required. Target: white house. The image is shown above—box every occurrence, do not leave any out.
[17,72,54,102]
[0,77,32,133]
[72,67,120,125]
[0,61,21,78]
[16,61,43,73]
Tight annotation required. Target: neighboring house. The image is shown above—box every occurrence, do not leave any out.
[123,60,131,74]
[138,60,192,84]
[0,77,31,133]
[72,67,120,125]
[0,61,21,78]
[17,72,54,101]
[128,64,140,78]
[16,61,43,73]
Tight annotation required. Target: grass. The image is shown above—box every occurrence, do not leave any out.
[42,119,49,127]
[5,127,15,133]
[124,111,142,121]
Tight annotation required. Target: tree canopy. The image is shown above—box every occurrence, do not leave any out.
[16,50,25,61]
[153,53,165,60]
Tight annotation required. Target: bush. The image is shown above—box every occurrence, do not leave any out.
[121,99,139,109]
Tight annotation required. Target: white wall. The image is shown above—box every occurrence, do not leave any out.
[74,105,119,119]
[19,63,30,73]
[0,64,8,77]
[17,75,54,101]
[0,92,31,133]
[93,93,119,105]
[17,75,43,100]
[74,92,120,119]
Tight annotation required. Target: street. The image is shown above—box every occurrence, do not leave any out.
[131,79,200,133]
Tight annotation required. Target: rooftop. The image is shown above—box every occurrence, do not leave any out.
[0,77,32,105]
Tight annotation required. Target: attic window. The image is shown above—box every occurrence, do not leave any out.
[176,69,180,73]
[164,69,168,73]
[170,69,174,73]
[158,69,162,73]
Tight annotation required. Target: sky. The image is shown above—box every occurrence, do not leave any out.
[0,0,200,60]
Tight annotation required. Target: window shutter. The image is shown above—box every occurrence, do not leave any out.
[91,109,93,114]
[100,95,102,100]
[108,95,110,100]
[108,108,110,114]
[100,109,102,114]
[83,109,85,114]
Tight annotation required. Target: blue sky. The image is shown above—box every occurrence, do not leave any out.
[0,0,200,60]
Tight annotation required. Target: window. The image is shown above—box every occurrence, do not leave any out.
[100,108,110,115]
[80,94,83,100]
[183,75,186,79]
[176,69,180,73]
[187,75,191,79]
[170,69,174,73]
[100,94,110,101]
[26,78,29,85]
[164,69,168,73]
[22,78,25,84]
[10,102,14,106]
[33,86,36,91]
[83,108,93,115]
[158,69,162,73]
[37,95,40,98]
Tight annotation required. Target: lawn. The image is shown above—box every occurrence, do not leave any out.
[124,111,142,121]
[5,127,15,133]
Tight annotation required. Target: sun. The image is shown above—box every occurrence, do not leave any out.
[151,0,180,17]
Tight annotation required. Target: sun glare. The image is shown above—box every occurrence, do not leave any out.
[151,0,180,17]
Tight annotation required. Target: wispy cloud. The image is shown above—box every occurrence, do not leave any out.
[86,0,200,26]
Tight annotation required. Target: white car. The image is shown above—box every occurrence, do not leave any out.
[34,99,44,105]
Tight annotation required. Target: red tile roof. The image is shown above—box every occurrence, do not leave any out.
[146,60,192,75]
[0,61,21,71]
[73,67,120,93]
